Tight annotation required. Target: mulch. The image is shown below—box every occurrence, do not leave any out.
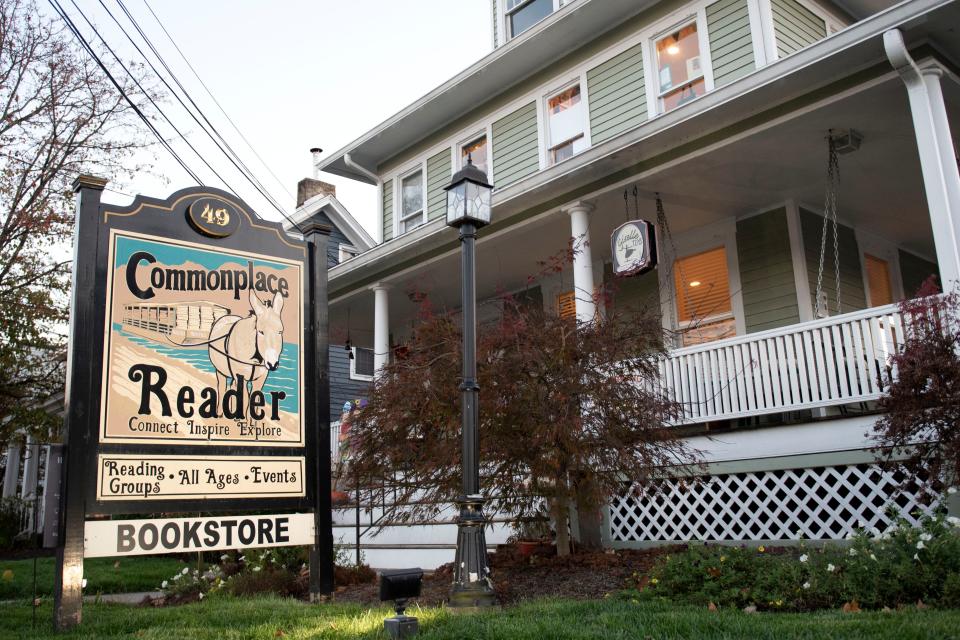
[330,545,672,607]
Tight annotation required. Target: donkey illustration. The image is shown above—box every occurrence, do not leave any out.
[208,289,285,420]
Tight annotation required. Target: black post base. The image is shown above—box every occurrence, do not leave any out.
[449,495,496,609]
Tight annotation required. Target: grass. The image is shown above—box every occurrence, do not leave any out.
[1,595,959,639]
[0,556,187,600]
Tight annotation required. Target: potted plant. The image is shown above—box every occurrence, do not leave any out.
[509,514,553,557]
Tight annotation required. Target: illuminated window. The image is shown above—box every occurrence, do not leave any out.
[865,254,893,306]
[557,290,576,319]
[673,246,735,345]
[655,21,705,113]
[461,135,489,177]
[546,84,587,165]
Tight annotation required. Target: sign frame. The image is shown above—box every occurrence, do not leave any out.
[610,219,658,278]
[54,178,334,629]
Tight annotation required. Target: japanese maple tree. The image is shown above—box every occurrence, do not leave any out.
[346,255,698,556]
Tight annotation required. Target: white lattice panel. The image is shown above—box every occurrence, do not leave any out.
[609,463,940,543]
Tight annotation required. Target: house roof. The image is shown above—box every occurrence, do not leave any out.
[315,0,660,183]
[286,193,375,251]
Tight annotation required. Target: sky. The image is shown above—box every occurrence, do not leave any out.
[48,0,492,236]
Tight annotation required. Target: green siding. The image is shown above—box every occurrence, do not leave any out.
[492,102,539,188]
[899,250,939,298]
[426,149,452,221]
[771,0,827,58]
[706,0,756,87]
[586,43,647,145]
[800,208,866,314]
[604,262,660,315]
[736,209,800,332]
[381,180,393,242]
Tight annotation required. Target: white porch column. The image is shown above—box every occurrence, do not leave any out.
[371,283,391,375]
[2,441,21,498]
[885,30,960,289]
[567,202,597,323]
[20,437,39,500]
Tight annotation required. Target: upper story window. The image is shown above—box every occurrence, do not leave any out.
[461,135,489,177]
[399,169,425,234]
[655,21,705,113]
[546,84,587,165]
[506,0,554,39]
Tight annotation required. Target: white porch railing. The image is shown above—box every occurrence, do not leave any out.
[660,303,905,423]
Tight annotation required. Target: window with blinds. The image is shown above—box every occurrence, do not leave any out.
[557,290,576,319]
[865,254,893,306]
[673,246,735,345]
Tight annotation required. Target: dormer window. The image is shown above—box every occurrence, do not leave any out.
[506,0,554,38]
[655,21,705,113]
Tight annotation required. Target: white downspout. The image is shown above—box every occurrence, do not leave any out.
[344,153,379,185]
[884,29,960,290]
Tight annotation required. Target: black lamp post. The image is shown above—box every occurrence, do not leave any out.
[444,156,496,608]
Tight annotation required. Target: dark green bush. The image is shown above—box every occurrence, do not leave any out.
[0,497,26,549]
[625,507,960,611]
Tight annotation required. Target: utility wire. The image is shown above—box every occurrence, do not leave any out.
[64,0,244,196]
[45,0,201,183]
[139,0,297,203]
[107,0,299,230]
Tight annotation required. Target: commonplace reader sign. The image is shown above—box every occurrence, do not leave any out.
[53,178,334,630]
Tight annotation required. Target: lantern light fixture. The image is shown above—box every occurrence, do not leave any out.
[445,155,493,228]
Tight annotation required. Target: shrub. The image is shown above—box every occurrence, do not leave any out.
[626,504,960,611]
[0,497,27,549]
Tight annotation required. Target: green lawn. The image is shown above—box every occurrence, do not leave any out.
[0,556,186,600]
[1,595,958,639]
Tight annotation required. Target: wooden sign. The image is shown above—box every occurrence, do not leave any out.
[54,178,335,629]
[611,219,657,277]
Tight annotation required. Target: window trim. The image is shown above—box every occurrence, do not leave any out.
[854,228,905,306]
[395,165,426,236]
[541,77,591,167]
[338,244,359,264]
[349,346,375,381]
[455,128,494,182]
[646,11,715,116]
[503,0,564,41]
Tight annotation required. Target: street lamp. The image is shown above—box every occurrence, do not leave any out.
[444,156,496,608]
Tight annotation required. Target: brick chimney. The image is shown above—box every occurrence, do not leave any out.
[296,178,336,208]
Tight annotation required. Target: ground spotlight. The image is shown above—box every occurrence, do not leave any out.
[379,568,423,638]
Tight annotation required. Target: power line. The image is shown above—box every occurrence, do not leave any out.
[64,0,245,197]
[139,0,297,203]
[105,0,301,230]
[46,0,202,184]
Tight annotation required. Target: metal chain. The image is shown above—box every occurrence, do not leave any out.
[814,134,842,317]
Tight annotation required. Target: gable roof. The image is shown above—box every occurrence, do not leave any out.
[286,193,375,251]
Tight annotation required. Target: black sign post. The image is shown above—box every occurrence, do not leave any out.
[53,177,333,629]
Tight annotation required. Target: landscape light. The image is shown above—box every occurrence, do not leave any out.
[379,568,423,639]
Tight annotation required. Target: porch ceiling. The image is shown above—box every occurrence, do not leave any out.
[330,73,960,345]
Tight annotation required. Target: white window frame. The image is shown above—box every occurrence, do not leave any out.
[541,77,591,167]
[657,218,745,341]
[349,346,375,381]
[502,0,564,41]
[755,0,848,63]
[456,128,494,182]
[645,10,715,116]
[395,165,426,236]
[855,229,905,306]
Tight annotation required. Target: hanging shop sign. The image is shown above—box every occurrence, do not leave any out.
[611,219,657,277]
[53,178,335,629]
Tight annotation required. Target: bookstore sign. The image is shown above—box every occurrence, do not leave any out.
[54,178,334,629]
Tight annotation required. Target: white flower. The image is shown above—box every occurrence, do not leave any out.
[802,582,811,590]
[239,555,246,562]
[253,566,261,572]
[220,554,229,561]
[919,533,933,542]
[198,592,204,600]
[161,581,168,589]
[826,564,836,573]
[914,553,920,561]
[870,553,877,562]
[947,516,960,528]
[799,554,809,563]
[181,567,189,575]
[81,579,87,588]
[848,548,858,556]
[917,540,926,550]
[948,486,957,495]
